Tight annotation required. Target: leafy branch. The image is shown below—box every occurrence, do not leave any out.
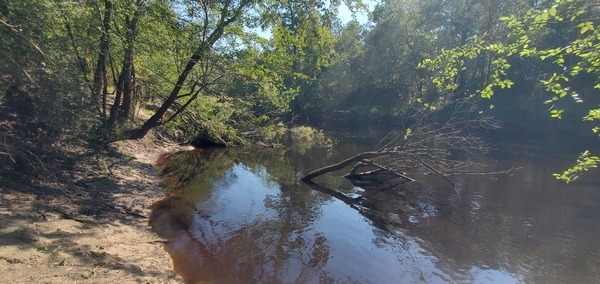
[420,0,600,182]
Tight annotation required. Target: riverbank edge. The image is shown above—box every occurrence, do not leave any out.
[0,130,187,283]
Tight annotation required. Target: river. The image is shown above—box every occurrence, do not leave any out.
[149,124,600,283]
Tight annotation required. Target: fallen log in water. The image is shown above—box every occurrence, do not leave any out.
[301,113,517,188]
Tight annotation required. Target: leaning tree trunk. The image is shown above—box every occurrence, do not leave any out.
[127,2,248,140]
[127,43,208,139]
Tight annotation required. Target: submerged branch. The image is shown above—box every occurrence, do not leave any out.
[300,151,384,182]
[360,160,416,182]
[301,111,513,187]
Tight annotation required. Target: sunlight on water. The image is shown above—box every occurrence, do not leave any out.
[150,127,600,283]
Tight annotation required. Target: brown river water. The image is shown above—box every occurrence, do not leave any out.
[149,125,600,283]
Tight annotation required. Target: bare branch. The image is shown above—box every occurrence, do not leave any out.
[301,103,514,187]
[301,151,390,182]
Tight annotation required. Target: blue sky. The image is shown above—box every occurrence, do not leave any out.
[246,0,377,40]
[337,0,377,25]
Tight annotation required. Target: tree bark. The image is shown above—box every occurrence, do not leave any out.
[108,9,139,127]
[345,160,416,182]
[118,4,142,123]
[121,64,134,121]
[92,0,112,125]
[301,151,384,182]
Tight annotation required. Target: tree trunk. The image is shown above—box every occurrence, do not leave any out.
[127,43,207,139]
[118,7,141,123]
[92,0,112,125]
[108,3,141,127]
[120,64,134,121]
[127,3,247,140]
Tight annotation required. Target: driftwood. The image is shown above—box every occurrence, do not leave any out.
[301,152,382,181]
[301,113,517,186]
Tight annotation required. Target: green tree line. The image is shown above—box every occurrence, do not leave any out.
[1,0,598,179]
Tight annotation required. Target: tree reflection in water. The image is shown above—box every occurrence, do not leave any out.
[148,142,600,283]
[150,149,335,283]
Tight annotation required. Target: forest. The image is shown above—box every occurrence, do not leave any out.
[1,0,599,180]
[1,0,599,282]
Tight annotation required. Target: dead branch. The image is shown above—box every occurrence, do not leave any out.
[300,151,387,182]
[348,159,416,182]
[301,108,512,187]
[0,18,49,62]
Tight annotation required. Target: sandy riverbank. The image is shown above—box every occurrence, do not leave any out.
[0,131,189,283]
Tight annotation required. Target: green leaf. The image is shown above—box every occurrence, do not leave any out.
[550,109,564,119]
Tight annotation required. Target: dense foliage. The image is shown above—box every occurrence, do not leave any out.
[0,0,598,179]
[420,0,599,182]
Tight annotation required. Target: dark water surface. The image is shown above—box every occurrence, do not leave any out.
[150,126,600,283]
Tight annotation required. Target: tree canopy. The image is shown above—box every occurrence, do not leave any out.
[420,0,599,182]
[1,0,598,180]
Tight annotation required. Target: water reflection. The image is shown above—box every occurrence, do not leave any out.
[150,128,600,283]
[150,150,336,283]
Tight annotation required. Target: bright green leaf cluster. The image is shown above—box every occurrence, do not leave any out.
[421,0,600,182]
[553,151,600,183]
